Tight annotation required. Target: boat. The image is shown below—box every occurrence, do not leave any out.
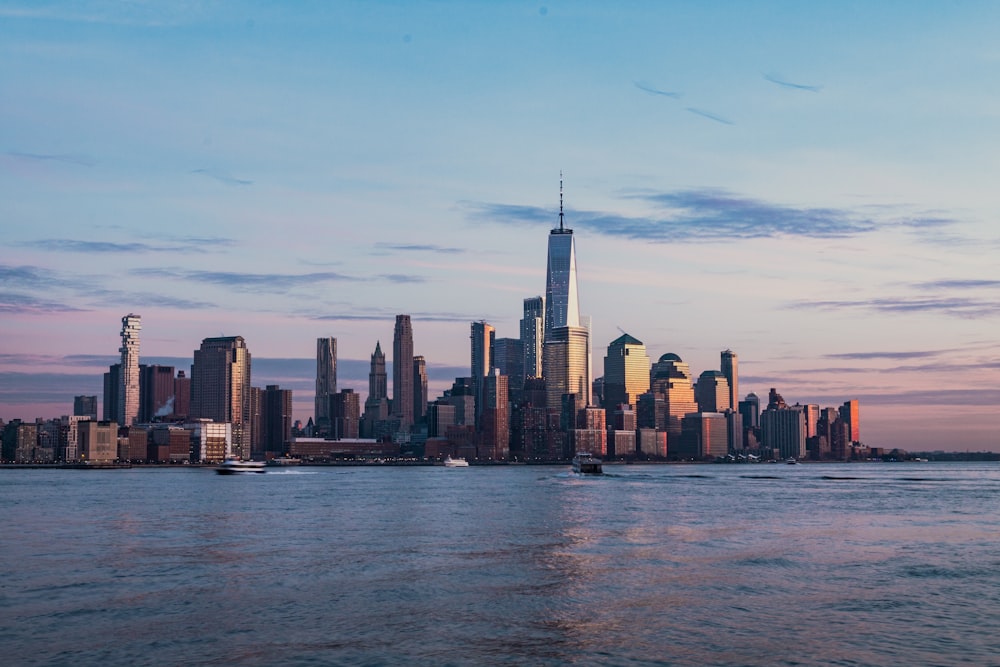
[572,452,603,474]
[786,457,799,465]
[443,456,469,468]
[216,458,266,475]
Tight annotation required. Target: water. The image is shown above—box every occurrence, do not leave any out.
[3,462,999,666]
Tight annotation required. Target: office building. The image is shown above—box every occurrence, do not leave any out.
[840,400,860,443]
[761,405,806,460]
[720,349,738,411]
[520,296,544,379]
[190,336,252,459]
[470,321,495,428]
[679,412,729,460]
[392,315,414,429]
[140,364,175,422]
[492,338,525,403]
[603,333,650,412]
[103,363,120,422]
[73,396,98,421]
[648,353,698,439]
[695,370,730,413]
[173,371,191,419]
[543,325,591,411]
[261,385,293,455]
[478,369,509,460]
[413,356,428,422]
[118,314,141,427]
[315,337,337,432]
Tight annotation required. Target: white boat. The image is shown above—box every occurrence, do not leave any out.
[267,456,300,466]
[443,456,469,468]
[786,457,799,465]
[216,458,266,475]
[572,452,603,474]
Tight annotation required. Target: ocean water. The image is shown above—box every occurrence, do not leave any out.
[2,462,999,666]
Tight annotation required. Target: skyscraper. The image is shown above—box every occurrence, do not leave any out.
[362,341,389,438]
[493,337,525,403]
[260,384,292,455]
[140,364,175,422]
[73,395,98,421]
[648,353,698,439]
[413,355,428,422]
[520,296,544,379]
[543,325,591,410]
[603,333,651,411]
[542,176,590,410]
[118,314,141,426]
[695,370,730,413]
[720,349,738,412]
[543,178,580,338]
[191,336,252,459]
[315,337,337,432]
[470,320,495,428]
[392,315,414,429]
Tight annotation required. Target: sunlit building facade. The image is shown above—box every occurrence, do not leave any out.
[544,325,591,411]
[190,336,252,459]
[603,333,650,412]
[720,349,738,411]
[119,314,141,426]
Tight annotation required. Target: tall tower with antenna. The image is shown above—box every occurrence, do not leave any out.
[542,174,590,411]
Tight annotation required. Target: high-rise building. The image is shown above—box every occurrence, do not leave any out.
[173,371,190,419]
[543,178,580,337]
[361,341,389,438]
[470,321,495,428]
[542,177,589,411]
[118,314,141,427]
[840,400,860,443]
[190,336,252,459]
[720,349,738,412]
[392,315,414,429]
[140,364,175,422]
[493,337,525,403]
[413,355,428,422]
[103,363,120,422]
[315,337,337,432]
[73,396,98,421]
[260,385,292,455]
[331,389,361,440]
[603,333,650,412]
[543,325,590,410]
[520,296,544,379]
[761,405,806,460]
[679,412,729,460]
[479,369,509,461]
[695,370,729,413]
[649,353,698,439]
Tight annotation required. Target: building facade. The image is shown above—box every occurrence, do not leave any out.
[190,336,252,459]
[392,315,414,429]
[118,314,141,427]
[315,337,337,433]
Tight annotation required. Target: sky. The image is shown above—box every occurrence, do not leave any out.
[2,1,1000,452]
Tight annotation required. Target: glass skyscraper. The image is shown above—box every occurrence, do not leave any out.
[118,314,141,426]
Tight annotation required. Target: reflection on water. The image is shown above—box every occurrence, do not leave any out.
[2,463,1000,665]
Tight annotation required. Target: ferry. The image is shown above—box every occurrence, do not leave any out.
[216,458,266,475]
[444,456,470,468]
[572,452,603,475]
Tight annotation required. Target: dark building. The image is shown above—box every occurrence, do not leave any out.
[140,364,176,422]
[74,395,98,420]
[103,363,121,422]
[261,385,293,456]
[392,315,415,429]
[331,389,361,440]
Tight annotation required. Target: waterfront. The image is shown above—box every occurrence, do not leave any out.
[2,463,999,665]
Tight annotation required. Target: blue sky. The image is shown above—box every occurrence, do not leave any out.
[3,1,1000,451]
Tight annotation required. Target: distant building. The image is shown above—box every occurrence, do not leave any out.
[492,337,525,404]
[520,296,544,380]
[190,336,252,459]
[331,389,361,440]
[478,370,509,460]
[413,356,428,423]
[103,363,120,422]
[840,400,860,443]
[261,385,293,456]
[361,341,389,438]
[720,349,738,412]
[761,405,806,460]
[470,320,495,429]
[79,421,118,463]
[119,314,141,427]
[695,370,729,413]
[648,353,697,440]
[603,333,651,415]
[679,412,728,460]
[140,364,175,422]
[173,371,191,420]
[392,315,414,429]
[315,337,337,433]
[73,395,98,421]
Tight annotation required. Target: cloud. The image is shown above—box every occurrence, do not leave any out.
[0,292,88,314]
[378,274,428,284]
[685,107,734,125]
[312,310,475,323]
[823,350,949,361]
[915,279,1000,290]
[633,81,681,99]
[789,296,1000,319]
[20,237,239,254]
[468,188,901,243]
[373,242,466,255]
[4,151,95,166]
[190,168,253,186]
[130,268,363,291]
[763,73,822,93]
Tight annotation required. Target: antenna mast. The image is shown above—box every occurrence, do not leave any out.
[559,171,564,231]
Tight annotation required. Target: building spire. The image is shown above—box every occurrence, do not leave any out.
[559,171,564,231]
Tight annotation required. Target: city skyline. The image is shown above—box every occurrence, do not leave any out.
[3,2,1000,452]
